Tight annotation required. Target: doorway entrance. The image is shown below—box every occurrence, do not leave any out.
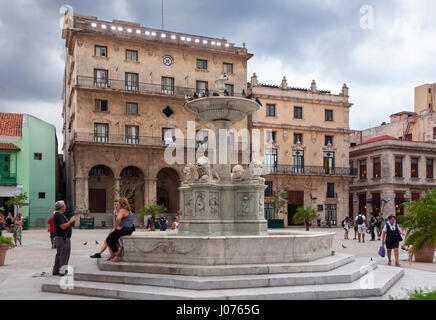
[89,189,106,213]
[287,191,304,226]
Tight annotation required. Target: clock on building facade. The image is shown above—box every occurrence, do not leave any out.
[162,55,173,66]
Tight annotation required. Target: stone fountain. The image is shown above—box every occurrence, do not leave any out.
[41,75,404,300]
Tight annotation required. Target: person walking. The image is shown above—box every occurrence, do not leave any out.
[106,198,135,262]
[317,214,321,227]
[47,213,56,249]
[90,200,120,259]
[354,212,367,243]
[5,213,13,233]
[13,213,23,246]
[368,214,376,241]
[381,215,405,267]
[342,216,350,240]
[375,212,384,240]
[52,201,75,276]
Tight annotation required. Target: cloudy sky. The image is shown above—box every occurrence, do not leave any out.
[1,0,435,150]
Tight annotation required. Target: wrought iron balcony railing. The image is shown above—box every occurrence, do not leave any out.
[263,165,357,177]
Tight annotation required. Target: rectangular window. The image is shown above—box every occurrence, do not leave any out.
[359,160,367,179]
[434,127,436,139]
[94,69,108,87]
[264,203,274,220]
[94,45,107,57]
[265,131,276,144]
[411,157,419,178]
[196,59,207,70]
[358,194,367,215]
[34,153,42,160]
[325,135,333,146]
[95,99,108,112]
[125,125,139,144]
[293,133,303,145]
[395,192,405,216]
[323,152,335,175]
[126,49,138,62]
[225,84,234,96]
[223,62,233,74]
[264,148,278,173]
[125,72,139,91]
[427,159,434,179]
[161,77,175,94]
[196,81,208,95]
[294,106,303,119]
[325,204,337,226]
[126,102,138,114]
[372,193,381,215]
[373,157,381,178]
[38,192,46,199]
[292,150,304,174]
[266,104,276,117]
[162,128,175,146]
[264,181,273,197]
[325,109,334,122]
[326,183,335,198]
[412,192,420,201]
[196,130,209,148]
[395,157,403,177]
[94,123,109,142]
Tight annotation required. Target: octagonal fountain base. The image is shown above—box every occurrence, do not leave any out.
[120,229,334,266]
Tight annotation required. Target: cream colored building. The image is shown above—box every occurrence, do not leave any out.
[61,13,252,226]
[248,74,355,226]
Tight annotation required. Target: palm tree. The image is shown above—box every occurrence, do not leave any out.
[138,204,167,231]
[292,206,318,231]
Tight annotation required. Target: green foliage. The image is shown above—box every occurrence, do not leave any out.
[398,188,436,257]
[391,289,436,300]
[5,192,28,207]
[270,189,288,219]
[293,206,317,230]
[0,236,15,249]
[138,204,167,221]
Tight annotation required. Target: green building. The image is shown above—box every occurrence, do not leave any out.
[0,112,57,228]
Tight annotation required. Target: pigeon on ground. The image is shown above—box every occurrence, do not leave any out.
[95,241,99,245]
[370,258,373,261]
[342,244,347,249]
[83,242,87,246]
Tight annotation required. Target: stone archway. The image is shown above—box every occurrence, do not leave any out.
[156,167,180,215]
[119,166,145,213]
[88,165,115,213]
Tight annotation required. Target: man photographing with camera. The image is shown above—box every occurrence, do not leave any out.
[52,201,75,276]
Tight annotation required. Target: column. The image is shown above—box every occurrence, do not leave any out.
[114,178,121,200]
[74,176,89,213]
[144,178,157,206]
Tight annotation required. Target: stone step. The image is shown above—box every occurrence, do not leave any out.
[74,258,377,290]
[97,253,355,276]
[41,265,404,300]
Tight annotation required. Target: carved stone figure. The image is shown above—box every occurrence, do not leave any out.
[183,163,198,184]
[231,165,245,182]
[209,192,219,216]
[195,192,206,216]
[196,156,211,182]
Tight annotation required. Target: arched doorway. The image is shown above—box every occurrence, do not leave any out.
[88,165,114,213]
[119,166,144,213]
[156,168,180,215]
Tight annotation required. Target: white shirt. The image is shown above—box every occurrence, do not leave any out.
[383,222,401,233]
[354,215,366,226]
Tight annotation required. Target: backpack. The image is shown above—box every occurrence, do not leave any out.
[341,220,345,227]
[356,215,364,225]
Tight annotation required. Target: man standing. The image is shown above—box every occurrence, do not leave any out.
[317,214,321,227]
[52,201,75,276]
[47,213,56,249]
[368,214,376,241]
[354,212,367,243]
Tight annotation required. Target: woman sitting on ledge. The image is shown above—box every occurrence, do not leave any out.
[106,197,135,262]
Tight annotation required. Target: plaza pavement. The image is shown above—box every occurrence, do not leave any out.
[0,227,435,300]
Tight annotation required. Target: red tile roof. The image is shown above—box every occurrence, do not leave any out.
[360,135,400,145]
[0,143,20,151]
[0,113,23,136]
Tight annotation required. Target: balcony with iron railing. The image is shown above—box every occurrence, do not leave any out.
[76,76,244,98]
[262,165,357,177]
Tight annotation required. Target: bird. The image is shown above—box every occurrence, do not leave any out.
[83,242,87,246]
[401,246,409,251]
[370,258,373,261]
[242,89,246,97]
[224,89,230,96]
[212,92,219,96]
[246,93,253,100]
[341,244,347,249]
[255,97,262,106]
[95,241,99,245]
[205,88,210,97]
[193,92,199,99]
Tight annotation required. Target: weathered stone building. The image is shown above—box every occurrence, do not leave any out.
[248,74,356,226]
[61,13,252,226]
[349,83,436,218]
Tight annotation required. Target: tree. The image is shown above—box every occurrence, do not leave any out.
[398,188,436,258]
[138,204,167,231]
[270,189,288,220]
[5,192,28,215]
[115,180,144,213]
[293,206,318,231]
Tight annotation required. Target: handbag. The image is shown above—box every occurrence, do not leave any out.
[378,245,386,257]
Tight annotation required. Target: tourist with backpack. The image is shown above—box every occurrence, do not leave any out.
[342,216,350,240]
[354,212,367,243]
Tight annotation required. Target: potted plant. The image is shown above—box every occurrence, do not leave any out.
[399,187,436,263]
[0,236,15,266]
[292,206,318,231]
[268,189,288,228]
[139,204,167,231]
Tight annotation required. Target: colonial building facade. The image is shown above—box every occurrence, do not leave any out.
[61,13,252,226]
[248,74,355,226]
